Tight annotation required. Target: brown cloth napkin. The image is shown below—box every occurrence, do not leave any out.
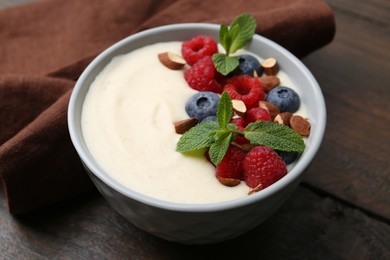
[0,0,335,214]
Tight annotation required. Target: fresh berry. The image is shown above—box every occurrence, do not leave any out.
[231,117,249,145]
[200,115,217,123]
[185,91,220,121]
[245,107,271,123]
[216,145,246,181]
[184,56,223,93]
[224,75,265,109]
[243,146,287,189]
[234,54,263,77]
[266,86,300,113]
[276,150,299,165]
[231,117,247,130]
[214,71,229,87]
[181,35,218,65]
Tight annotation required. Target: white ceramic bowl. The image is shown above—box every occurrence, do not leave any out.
[68,23,326,244]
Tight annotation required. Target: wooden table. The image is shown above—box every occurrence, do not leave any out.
[1,0,389,259]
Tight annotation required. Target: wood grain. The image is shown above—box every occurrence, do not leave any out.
[1,187,389,259]
[327,0,390,25]
[302,0,390,220]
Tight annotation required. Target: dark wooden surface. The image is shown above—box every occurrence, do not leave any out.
[1,0,389,259]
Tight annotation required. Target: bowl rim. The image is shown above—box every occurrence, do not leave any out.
[68,23,326,213]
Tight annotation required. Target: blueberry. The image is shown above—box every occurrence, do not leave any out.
[276,150,300,165]
[185,92,220,121]
[234,54,263,77]
[266,86,300,113]
[200,115,217,123]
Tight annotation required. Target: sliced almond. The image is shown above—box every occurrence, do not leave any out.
[232,99,247,116]
[290,115,311,136]
[274,112,293,126]
[259,101,280,120]
[248,183,263,195]
[217,177,241,187]
[158,52,186,70]
[257,75,280,93]
[261,57,279,75]
[233,142,255,152]
[173,117,198,134]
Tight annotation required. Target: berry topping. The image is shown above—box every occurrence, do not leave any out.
[185,91,220,121]
[200,115,217,123]
[224,75,265,109]
[181,35,218,65]
[265,86,300,113]
[231,117,247,130]
[245,107,272,123]
[231,117,249,145]
[216,145,247,183]
[184,56,223,93]
[234,54,263,76]
[243,146,287,189]
[276,150,300,165]
[164,14,309,194]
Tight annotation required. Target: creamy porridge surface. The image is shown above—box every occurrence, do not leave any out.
[81,42,307,203]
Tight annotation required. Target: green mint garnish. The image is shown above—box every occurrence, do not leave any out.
[244,121,305,152]
[209,130,233,165]
[176,92,305,165]
[176,121,220,154]
[212,54,239,76]
[212,13,257,75]
[216,90,233,129]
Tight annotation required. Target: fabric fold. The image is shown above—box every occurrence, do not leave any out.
[0,0,335,213]
[0,76,95,213]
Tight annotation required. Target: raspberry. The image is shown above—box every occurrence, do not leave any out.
[230,117,249,145]
[243,146,287,189]
[224,75,265,109]
[216,145,246,181]
[184,56,223,93]
[181,35,218,65]
[245,107,271,123]
[231,117,247,130]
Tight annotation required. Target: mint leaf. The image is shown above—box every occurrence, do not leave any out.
[244,121,305,152]
[219,24,230,51]
[216,92,233,128]
[225,24,240,55]
[213,13,257,75]
[226,123,238,131]
[209,130,233,165]
[176,121,219,153]
[212,54,239,76]
[229,13,256,53]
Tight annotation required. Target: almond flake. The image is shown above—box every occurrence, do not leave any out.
[261,57,279,75]
[274,112,293,126]
[232,99,247,116]
[173,117,198,134]
[248,183,263,195]
[217,177,241,187]
[257,75,280,93]
[290,115,310,136]
[259,101,280,120]
[158,52,186,70]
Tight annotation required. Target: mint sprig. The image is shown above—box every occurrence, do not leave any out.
[176,121,220,153]
[176,92,305,165]
[212,13,257,75]
[245,121,305,152]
